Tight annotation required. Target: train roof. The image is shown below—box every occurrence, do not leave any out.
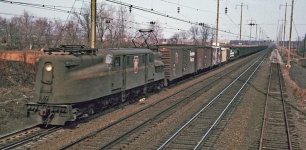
[157,44,213,49]
[103,48,153,55]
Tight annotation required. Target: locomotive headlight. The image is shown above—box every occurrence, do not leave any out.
[45,63,53,72]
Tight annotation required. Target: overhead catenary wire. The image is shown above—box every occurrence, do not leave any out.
[0,0,268,40]
[159,0,216,14]
[293,20,300,39]
[105,0,256,39]
[0,0,71,13]
[56,0,77,45]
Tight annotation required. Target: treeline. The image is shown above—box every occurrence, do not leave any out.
[0,3,215,50]
[0,4,138,50]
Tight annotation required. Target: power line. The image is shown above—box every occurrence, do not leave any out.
[293,20,300,38]
[224,14,240,30]
[106,0,253,39]
[0,0,71,13]
[57,0,77,45]
[159,0,215,14]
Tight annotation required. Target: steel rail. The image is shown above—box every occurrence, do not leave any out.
[157,52,267,150]
[0,125,38,140]
[194,56,265,149]
[278,64,293,150]
[259,63,292,150]
[258,61,273,150]
[0,127,59,150]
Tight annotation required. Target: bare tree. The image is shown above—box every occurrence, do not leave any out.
[151,21,163,40]
[0,4,140,50]
[0,17,8,45]
[189,25,199,45]
[62,21,79,45]
[114,6,130,48]
[169,33,180,44]
[8,17,22,49]
[33,18,48,48]
[210,29,215,45]
[199,24,211,46]
[179,31,189,44]
[53,20,64,46]
[144,21,163,46]
[73,7,90,46]
[20,11,34,49]
[96,3,114,48]
[45,21,53,48]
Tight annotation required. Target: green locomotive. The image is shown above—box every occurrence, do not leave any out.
[27,45,164,125]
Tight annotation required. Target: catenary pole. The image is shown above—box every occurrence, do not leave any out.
[287,0,294,67]
[90,0,96,48]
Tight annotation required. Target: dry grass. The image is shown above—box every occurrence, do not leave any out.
[0,60,37,135]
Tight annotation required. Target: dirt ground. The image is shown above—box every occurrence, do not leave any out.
[289,62,306,89]
[0,60,37,135]
[283,63,306,149]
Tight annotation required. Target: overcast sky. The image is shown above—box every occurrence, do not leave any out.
[0,0,305,41]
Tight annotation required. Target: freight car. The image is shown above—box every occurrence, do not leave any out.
[27,44,269,126]
[229,45,268,60]
[158,45,221,84]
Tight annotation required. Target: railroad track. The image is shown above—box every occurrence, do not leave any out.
[59,50,265,150]
[258,63,294,150]
[157,52,266,150]
[0,126,60,150]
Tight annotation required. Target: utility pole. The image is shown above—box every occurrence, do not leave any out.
[90,0,96,48]
[248,18,255,41]
[280,3,290,53]
[278,20,284,55]
[303,34,306,58]
[215,0,220,46]
[255,24,258,41]
[259,27,261,41]
[236,3,248,41]
[287,0,294,67]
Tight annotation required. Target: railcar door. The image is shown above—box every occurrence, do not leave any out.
[125,54,145,90]
[147,53,155,82]
[111,56,123,93]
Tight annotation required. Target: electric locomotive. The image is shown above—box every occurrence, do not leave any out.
[26,45,165,125]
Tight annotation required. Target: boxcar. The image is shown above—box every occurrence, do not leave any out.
[195,46,212,71]
[221,47,228,63]
[158,45,196,83]
[212,46,221,66]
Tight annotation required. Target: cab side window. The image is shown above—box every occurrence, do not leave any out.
[149,54,154,63]
[142,55,146,64]
[127,56,133,67]
[113,57,121,67]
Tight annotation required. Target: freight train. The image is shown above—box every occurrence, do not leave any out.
[26,44,269,126]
